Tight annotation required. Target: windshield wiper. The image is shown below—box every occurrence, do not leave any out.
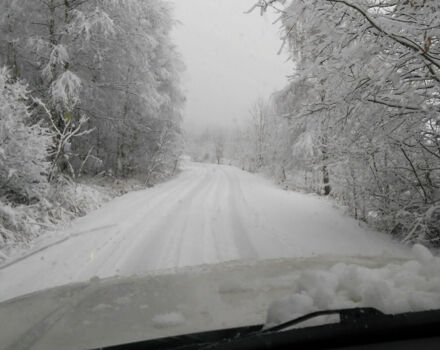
[261,307,385,333]
[96,307,440,350]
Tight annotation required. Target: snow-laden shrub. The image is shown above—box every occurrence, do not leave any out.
[0,70,119,250]
[0,67,52,243]
[0,67,51,204]
[0,174,112,252]
[47,175,111,220]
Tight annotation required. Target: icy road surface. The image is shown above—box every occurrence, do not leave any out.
[0,162,408,302]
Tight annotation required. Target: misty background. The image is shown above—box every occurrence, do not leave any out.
[170,0,291,132]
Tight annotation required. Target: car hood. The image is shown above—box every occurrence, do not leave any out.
[0,255,406,350]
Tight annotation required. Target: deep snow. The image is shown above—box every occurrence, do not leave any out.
[0,162,410,302]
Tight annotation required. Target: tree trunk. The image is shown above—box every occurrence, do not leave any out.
[321,142,331,196]
[6,13,19,78]
[322,164,331,196]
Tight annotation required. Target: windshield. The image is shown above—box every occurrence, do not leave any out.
[0,1,439,349]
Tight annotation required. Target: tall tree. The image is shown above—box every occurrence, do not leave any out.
[0,0,185,180]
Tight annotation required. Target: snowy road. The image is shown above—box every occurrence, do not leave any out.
[0,162,407,301]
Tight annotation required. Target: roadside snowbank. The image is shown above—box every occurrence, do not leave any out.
[0,176,144,263]
[265,244,440,328]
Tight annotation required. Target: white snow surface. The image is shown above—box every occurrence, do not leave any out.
[0,162,411,302]
[265,244,440,328]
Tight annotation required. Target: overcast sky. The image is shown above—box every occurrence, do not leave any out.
[169,0,292,132]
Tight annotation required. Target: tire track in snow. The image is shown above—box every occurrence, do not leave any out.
[209,168,242,261]
[111,164,215,273]
[0,224,117,271]
[69,166,207,279]
[171,166,223,268]
[0,165,210,301]
[229,167,300,258]
[200,168,223,264]
[221,167,259,260]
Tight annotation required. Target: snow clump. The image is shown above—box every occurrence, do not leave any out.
[265,244,440,328]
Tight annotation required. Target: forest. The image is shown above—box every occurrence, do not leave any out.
[0,0,184,246]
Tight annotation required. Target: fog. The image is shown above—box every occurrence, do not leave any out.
[170,0,292,132]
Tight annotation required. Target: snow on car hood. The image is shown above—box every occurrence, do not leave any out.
[1,252,438,350]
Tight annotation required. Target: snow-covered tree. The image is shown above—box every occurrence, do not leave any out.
[0,68,53,243]
[0,0,184,180]
[0,0,185,246]
[249,0,440,245]
[0,68,51,204]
